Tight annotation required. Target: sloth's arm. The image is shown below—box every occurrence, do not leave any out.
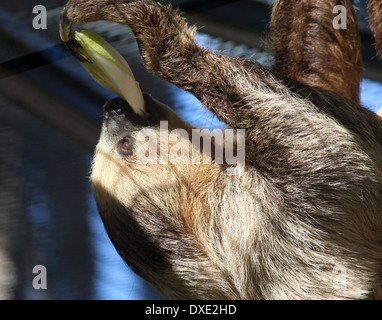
[270,0,362,103]
[63,0,309,129]
[64,0,381,169]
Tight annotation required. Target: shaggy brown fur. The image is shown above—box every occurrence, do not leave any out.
[368,0,382,58]
[270,0,362,102]
[61,0,382,299]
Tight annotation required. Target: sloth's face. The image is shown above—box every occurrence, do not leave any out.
[95,94,194,161]
[90,95,198,208]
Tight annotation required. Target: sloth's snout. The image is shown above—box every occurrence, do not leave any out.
[103,99,124,118]
[101,93,193,137]
[103,94,152,120]
[102,94,154,134]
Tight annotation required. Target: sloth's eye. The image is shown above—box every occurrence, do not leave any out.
[122,141,130,150]
[119,136,134,155]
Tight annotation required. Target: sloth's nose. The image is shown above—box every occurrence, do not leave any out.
[103,94,153,119]
[101,95,153,132]
[103,98,125,118]
[103,97,128,118]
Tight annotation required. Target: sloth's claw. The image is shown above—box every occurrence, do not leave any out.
[59,5,92,63]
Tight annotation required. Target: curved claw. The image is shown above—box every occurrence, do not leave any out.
[59,5,92,63]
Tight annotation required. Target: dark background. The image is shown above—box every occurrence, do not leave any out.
[0,0,381,299]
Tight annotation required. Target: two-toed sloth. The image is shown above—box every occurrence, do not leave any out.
[60,0,382,299]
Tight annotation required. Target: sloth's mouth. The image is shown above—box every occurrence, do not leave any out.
[103,94,152,126]
[102,94,194,138]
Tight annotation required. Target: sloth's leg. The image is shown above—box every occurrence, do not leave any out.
[270,0,362,103]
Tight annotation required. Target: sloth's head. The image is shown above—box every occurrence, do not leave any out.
[90,95,246,299]
[93,94,194,174]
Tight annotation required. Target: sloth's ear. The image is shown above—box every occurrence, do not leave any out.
[269,0,362,103]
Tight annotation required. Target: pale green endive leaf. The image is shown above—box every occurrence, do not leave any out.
[75,29,146,116]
